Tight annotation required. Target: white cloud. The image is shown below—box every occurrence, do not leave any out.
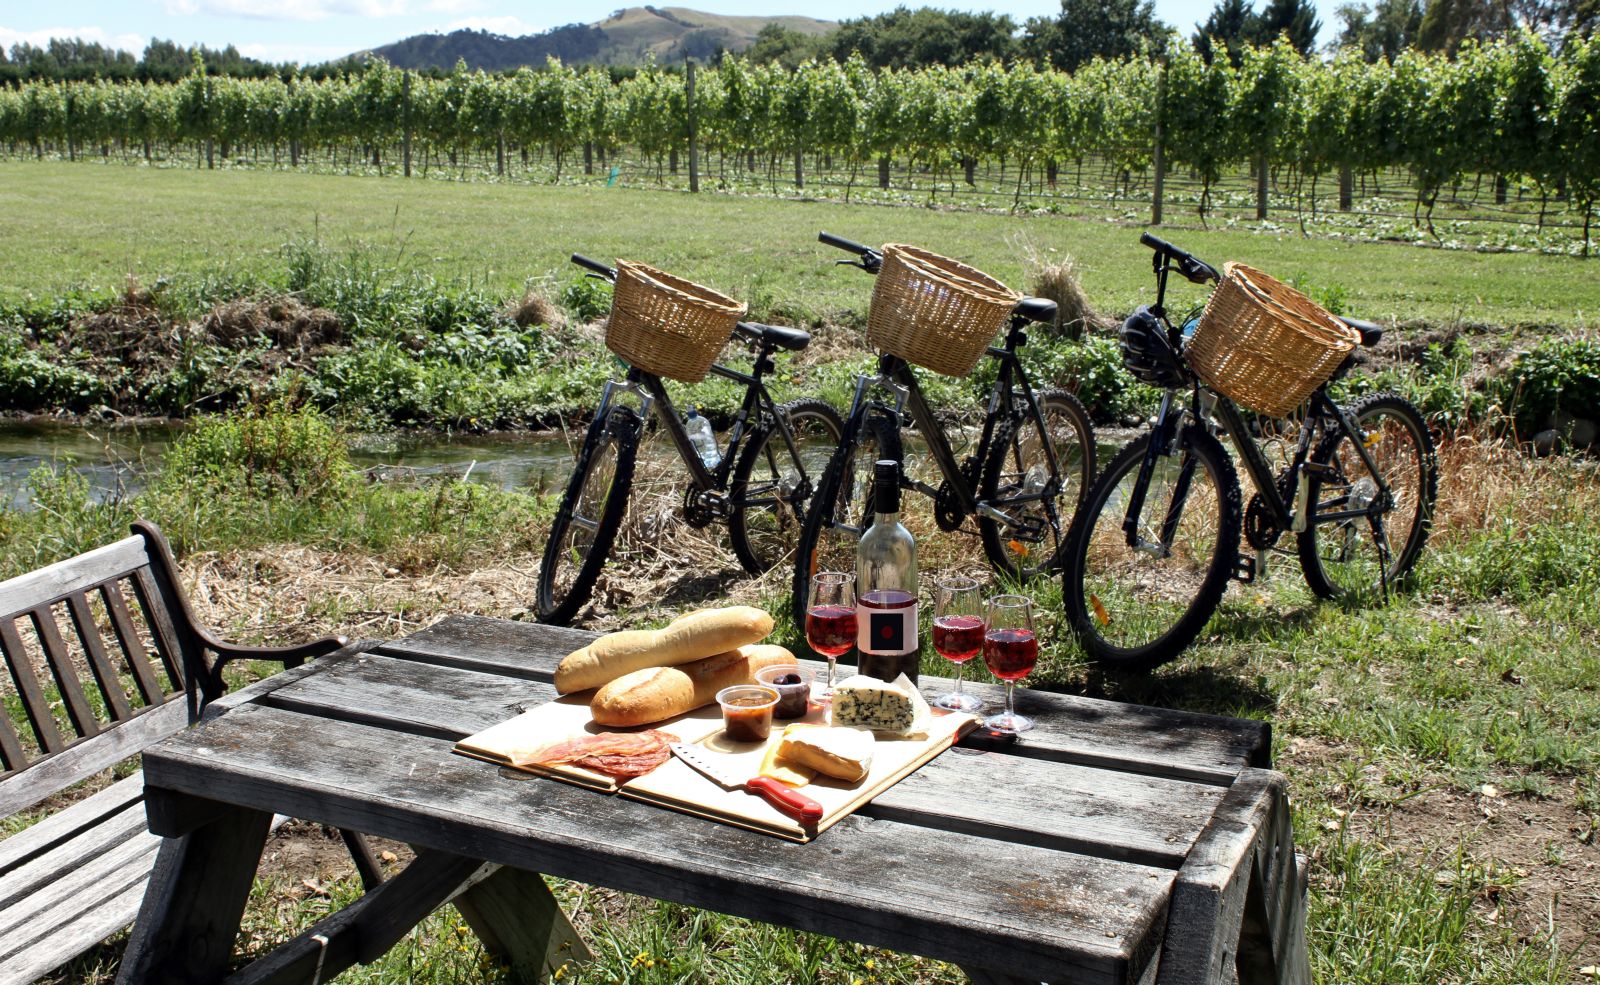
[423,0,484,12]
[0,25,147,54]
[162,0,411,21]
[236,41,361,62]
[441,15,541,36]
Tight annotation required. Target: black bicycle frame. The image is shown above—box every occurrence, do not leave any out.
[595,351,810,502]
[842,315,1066,529]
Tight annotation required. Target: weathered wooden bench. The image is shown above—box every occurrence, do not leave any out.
[0,521,373,985]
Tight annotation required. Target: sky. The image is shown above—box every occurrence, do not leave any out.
[0,0,1343,67]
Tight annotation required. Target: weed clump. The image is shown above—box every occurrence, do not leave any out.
[161,402,350,499]
[1023,248,1110,340]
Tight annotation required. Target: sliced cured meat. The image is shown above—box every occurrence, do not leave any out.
[516,729,679,779]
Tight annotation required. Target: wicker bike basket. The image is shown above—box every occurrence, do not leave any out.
[605,259,746,383]
[867,243,1022,378]
[1186,262,1361,418]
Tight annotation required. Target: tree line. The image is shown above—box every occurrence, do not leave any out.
[1,35,1596,246]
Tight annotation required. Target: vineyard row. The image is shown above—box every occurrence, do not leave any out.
[2,34,1597,241]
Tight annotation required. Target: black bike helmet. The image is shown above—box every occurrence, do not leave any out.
[1119,306,1188,388]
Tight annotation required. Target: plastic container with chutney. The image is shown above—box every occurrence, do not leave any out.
[716,684,780,742]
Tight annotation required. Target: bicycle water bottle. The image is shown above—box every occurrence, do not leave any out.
[687,409,720,469]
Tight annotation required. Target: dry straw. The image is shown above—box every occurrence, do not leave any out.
[867,243,1021,377]
[606,259,745,382]
[1188,262,1360,418]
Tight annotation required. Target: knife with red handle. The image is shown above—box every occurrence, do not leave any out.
[669,742,824,825]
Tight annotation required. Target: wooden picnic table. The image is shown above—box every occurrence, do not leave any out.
[115,616,1309,985]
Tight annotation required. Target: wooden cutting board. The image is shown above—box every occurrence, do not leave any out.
[454,689,977,841]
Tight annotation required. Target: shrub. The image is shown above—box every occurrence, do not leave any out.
[1492,336,1600,441]
[971,334,1157,425]
[160,402,351,498]
[562,275,612,323]
[0,333,108,410]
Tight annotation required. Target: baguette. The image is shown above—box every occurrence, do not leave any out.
[554,606,774,694]
[590,643,794,726]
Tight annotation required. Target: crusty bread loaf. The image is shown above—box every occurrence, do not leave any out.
[778,726,875,783]
[589,644,794,726]
[555,606,775,694]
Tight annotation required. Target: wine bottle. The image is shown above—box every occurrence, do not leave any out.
[855,459,920,684]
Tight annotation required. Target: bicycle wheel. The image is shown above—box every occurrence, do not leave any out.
[536,406,640,626]
[1061,425,1242,672]
[728,397,845,574]
[789,413,902,628]
[978,388,1096,579]
[1297,391,1437,602]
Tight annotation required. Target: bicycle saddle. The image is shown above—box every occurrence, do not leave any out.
[1339,316,1384,347]
[1013,297,1058,325]
[736,321,812,351]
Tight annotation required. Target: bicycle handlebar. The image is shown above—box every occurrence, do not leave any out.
[1139,232,1219,285]
[819,231,882,273]
[818,231,871,256]
[570,253,616,280]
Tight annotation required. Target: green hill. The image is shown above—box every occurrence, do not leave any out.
[364,6,835,69]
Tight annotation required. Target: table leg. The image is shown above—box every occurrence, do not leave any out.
[454,866,593,984]
[116,801,273,985]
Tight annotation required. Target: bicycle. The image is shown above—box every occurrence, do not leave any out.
[1060,232,1438,671]
[537,254,844,626]
[790,232,1097,626]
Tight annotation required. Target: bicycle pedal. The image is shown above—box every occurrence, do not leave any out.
[1232,553,1257,583]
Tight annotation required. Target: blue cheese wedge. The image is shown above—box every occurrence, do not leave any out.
[831,675,916,733]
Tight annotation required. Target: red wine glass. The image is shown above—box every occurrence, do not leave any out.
[982,594,1038,735]
[806,571,856,696]
[931,575,984,712]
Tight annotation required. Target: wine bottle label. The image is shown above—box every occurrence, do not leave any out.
[857,602,918,656]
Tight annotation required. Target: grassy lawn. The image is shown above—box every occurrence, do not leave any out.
[6,404,1598,984]
[3,161,1599,330]
[3,160,1598,983]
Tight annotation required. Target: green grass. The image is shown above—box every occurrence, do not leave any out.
[2,162,1597,330]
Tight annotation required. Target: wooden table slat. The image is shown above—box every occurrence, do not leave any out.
[142,701,1175,985]
[373,615,1270,784]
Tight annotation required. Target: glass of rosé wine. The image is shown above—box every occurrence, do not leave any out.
[982,594,1038,734]
[806,571,856,696]
[931,575,985,712]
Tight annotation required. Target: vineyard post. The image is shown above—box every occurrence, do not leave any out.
[402,70,412,178]
[1256,155,1268,219]
[687,59,700,193]
[1152,62,1167,226]
[1339,165,1352,210]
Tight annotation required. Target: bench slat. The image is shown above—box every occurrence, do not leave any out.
[0,870,147,985]
[0,703,25,774]
[0,617,66,755]
[0,773,145,875]
[130,567,187,693]
[101,581,166,707]
[0,790,149,910]
[67,591,135,722]
[0,699,186,820]
[0,821,158,943]
[30,606,102,741]
[0,536,147,620]
[146,702,1175,985]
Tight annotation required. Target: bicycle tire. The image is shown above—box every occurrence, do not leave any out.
[1061,424,1242,672]
[789,413,902,629]
[978,388,1097,579]
[536,406,640,626]
[728,397,845,574]
[1297,391,1437,602]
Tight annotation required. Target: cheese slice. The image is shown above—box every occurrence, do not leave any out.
[759,726,818,787]
[831,675,916,733]
[778,726,875,783]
